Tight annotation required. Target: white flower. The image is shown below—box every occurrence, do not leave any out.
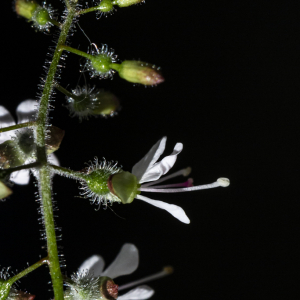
[131,137,230,224]
[0,100,59,185]
[71,244,154,300]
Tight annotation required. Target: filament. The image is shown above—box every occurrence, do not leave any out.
[141,167,191,188]
[118,266,173,291]
[139,178,229,193]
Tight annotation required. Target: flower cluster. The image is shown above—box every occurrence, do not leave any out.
[0,101,59,185]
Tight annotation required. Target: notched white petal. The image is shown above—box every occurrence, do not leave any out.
[16,100,37,123]
[101,243,139,279]
[139,143,183,184]
[118,285,154,300]
[132,137,166,182]
[10,169,30,185]
[136,195,190,224]
[78,254,105,277]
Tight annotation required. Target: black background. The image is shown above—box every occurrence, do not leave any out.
[0,1,299,299]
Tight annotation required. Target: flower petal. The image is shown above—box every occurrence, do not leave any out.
[10,169,30,185]
[136,194,190,224]
[101,244,139,279]
[48,153,60,166]
[16,100,37,123]
[0,106,16,143]
[78,255,105,278]
[118,285,154,300]
[132,137,166,182]
[139,143,183,184]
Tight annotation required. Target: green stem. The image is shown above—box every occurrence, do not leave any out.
[59,45,94,60]
[76,6,101,15]
[48,164,87,181]
[54,83,80,101]
[35,5,76,300]
[0,121,35,133]
[7,257,48,284]
[110,63,121,72]
[49,18,62,28]
[1,161,41,177]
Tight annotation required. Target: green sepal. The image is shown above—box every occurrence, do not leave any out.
[98,0,114,12]
[111,171,138,204]
[34,8,50,26]
[0,140,25,169]
[90,55,113,75]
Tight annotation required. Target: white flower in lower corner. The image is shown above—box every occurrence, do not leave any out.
[0,100,59,185]
[66,244,154,300]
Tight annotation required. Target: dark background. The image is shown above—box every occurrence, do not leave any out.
[0,0,298,299]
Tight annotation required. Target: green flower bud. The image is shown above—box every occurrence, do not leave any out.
[15,0,39,20]
[112,61,164,85]
[97,0,114,12]
[112,0,144,8]
[110,171,139,204]
[64,85,120,120]
[0,181,12,200]
[91,91,120,117]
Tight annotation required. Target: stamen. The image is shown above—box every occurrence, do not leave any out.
[139,178,230,193]
[142,167,192,188]
[118,266,174,291]
[144,178,193,189]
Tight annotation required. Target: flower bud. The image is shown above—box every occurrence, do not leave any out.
[112,0,144,7]
[109,171,139,204]
[46,126,65,154]
[65,85,120,120]
[91,91,120,117]
[15,0,39,20]
[0,181,12,200]
[113,61,164,85]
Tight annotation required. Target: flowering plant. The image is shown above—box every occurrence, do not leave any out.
[0,1,230,300]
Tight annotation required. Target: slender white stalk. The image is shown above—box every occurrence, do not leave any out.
[139,178,230,193]
[118,267,173,291]
[141,167,191,187]
[146,178,193,189]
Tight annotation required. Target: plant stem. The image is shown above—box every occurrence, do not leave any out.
[0,121,35,133]
[59,45,93,60]
[35,4,76,300]
[7,257,48,284]
[1,161,41,177]
[49,18,62,28]
[76,6,101,15]
[48,164,86,181]
[54,83,80,101]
